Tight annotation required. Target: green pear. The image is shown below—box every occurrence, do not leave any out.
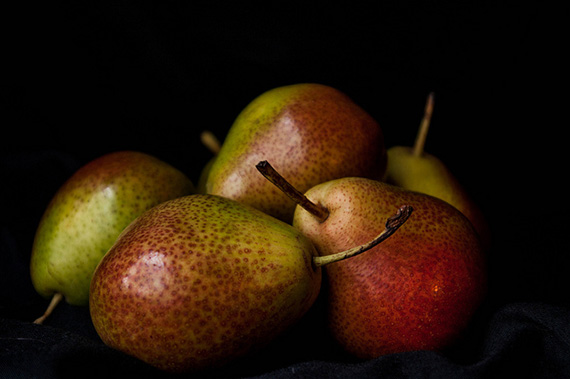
[384,93,490,248]
[30,151,194,321]
[89,194,321,373]
[257,161,486,359]
[203,83,387,223]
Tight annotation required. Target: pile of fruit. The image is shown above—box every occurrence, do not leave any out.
[30,83,489,373]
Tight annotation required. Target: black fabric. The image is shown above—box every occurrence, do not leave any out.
[3,1,569,378]
[1,301,570,378]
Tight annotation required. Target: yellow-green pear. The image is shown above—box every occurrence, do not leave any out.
[384,93,490,248]
[30,151,194,322]
[203,83,387,223]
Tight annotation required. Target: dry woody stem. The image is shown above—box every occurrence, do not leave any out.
[256,160,329,222]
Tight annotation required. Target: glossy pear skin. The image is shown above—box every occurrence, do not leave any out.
[30,151,194,305]
[293,177,486,358]
[385,146,490,248]
[89,194,321,373]
[204,83,387,222]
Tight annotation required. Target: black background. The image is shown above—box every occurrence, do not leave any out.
[2,1,569,378]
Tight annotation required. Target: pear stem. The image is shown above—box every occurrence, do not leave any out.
[200,130,221,155]
[412,92,435,157]
[312,205,413,267]
[33,292,64,324]
[256,161,329,223]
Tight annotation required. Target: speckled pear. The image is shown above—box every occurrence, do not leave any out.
[384,93,490,248]
[203,83,387,223]
[292,177,487,358]
[30,151,194,316]
[89,194,322,373]
[256,162,486,358]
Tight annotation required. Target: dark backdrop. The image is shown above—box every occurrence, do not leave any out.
[2,2,569,378]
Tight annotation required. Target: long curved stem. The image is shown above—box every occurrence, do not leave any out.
[312,205,413,267]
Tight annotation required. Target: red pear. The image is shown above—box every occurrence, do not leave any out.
[257,162,486,358]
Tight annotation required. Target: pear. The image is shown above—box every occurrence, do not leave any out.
[89,194,317,373]
[30,151,194,322]
[257,161,486,359]
[203,83,387,223]
[384,93,490,248]
[89,193,410,373]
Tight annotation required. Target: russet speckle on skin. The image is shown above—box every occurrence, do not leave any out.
[90,194,321,373]
[293,177,486,358]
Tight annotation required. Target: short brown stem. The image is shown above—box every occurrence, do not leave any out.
[256,160,329,222]
[312,205,413,267]
[200,130,221,155]
[33,292,64,324]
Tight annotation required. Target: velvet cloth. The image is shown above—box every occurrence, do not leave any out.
[2,2,569,378]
